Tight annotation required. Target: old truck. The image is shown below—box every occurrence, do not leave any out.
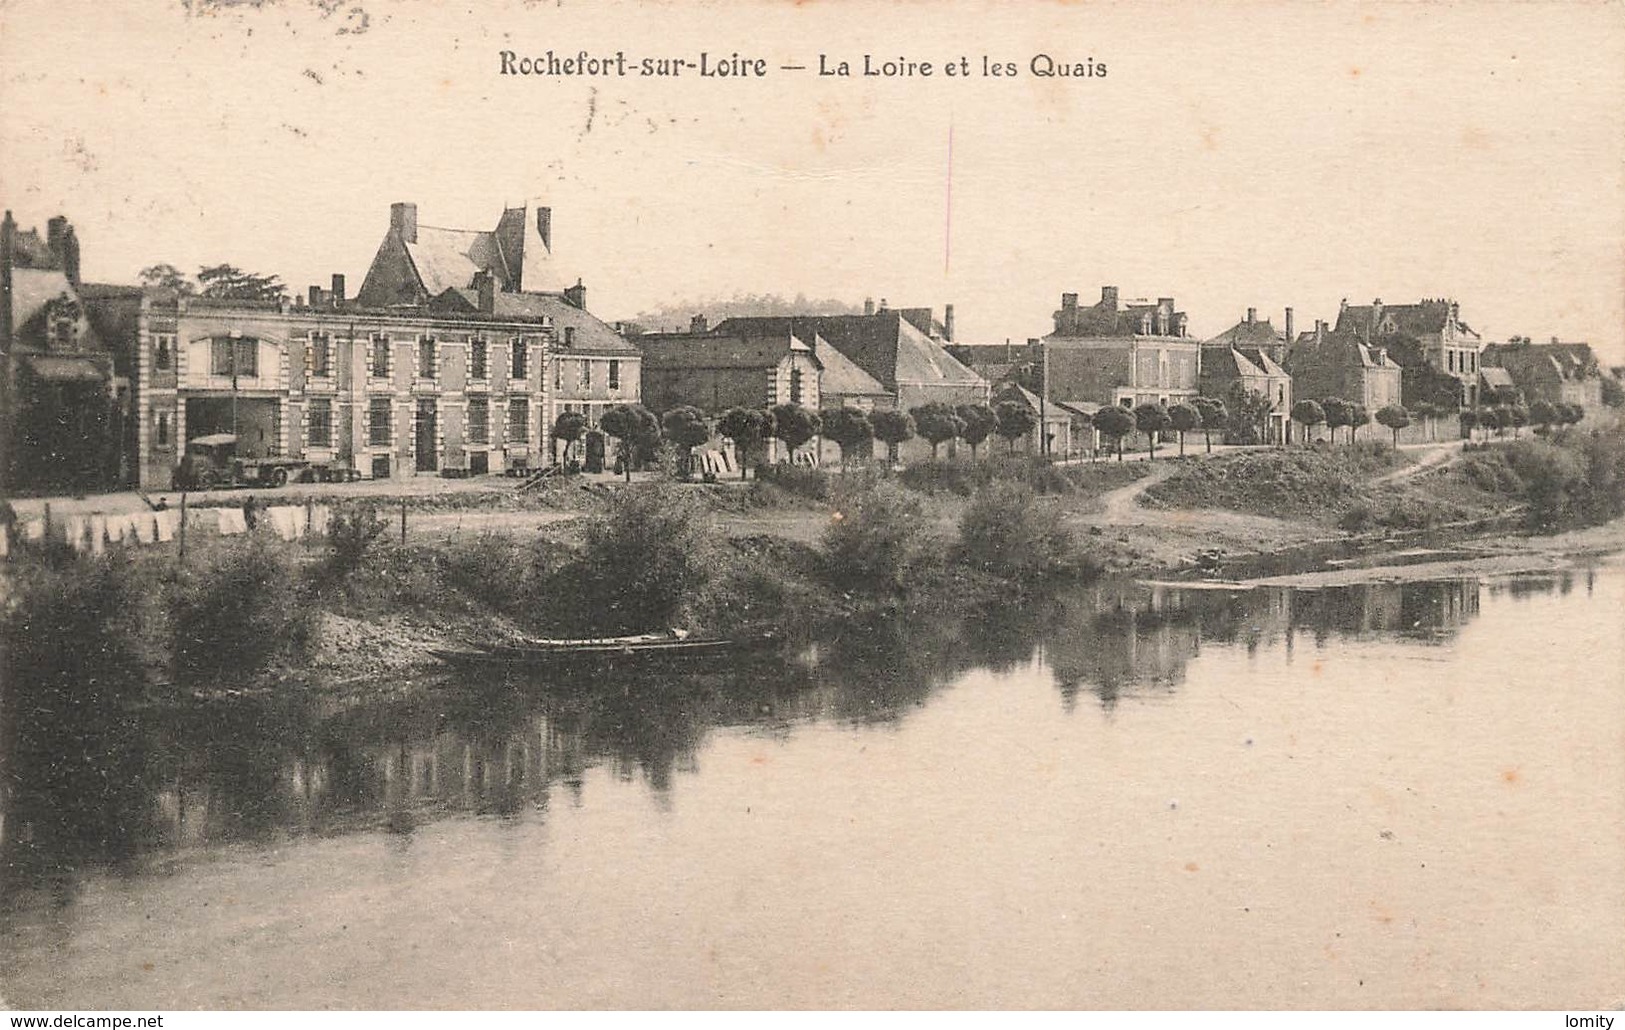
[176,433,359,489]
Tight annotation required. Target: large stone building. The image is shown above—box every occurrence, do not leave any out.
[1043,287,1201,411]
[636,319,823,416]
[1481,337,1606,410]
[1285,319,1403,413]
[1333,297,1484,406]
[101,283,559,489]
[355,200,640,439]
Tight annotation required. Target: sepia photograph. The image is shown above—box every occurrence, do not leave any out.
[1,0,1622,1016]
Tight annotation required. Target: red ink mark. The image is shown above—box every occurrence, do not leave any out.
[943,117,954,275]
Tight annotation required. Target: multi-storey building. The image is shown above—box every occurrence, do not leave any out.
[1333,297,1484,406]
[1043,286,1201,411]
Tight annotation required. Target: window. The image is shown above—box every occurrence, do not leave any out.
[790,367,803,405]
[554,357,564,392]
[418,336,437,379]
[210,337,257,377]
[470,337,488,380]
[154,333,173,371]
[564,326,576,347]
[309,333,332,378]
[370,333,390,378]
[578,359,592,391]
[308,398,333,448]
[155,412,170,447]
[467,397,489,445]
[369,397,392,446]
[1447,351,1456,373]
[608,359,621,391]
[508,397,530,442]
[510,337,528,381]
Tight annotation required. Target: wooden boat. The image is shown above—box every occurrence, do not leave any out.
[431,629,779,671]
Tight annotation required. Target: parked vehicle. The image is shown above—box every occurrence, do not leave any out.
[175,433,360,489]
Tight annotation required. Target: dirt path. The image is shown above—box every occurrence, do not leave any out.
[1372,441,1462,486]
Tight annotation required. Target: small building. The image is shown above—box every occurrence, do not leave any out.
[1202,306,1292,367]
[1199,346,1293,444]
[1334,297,1484,406]
[1043,286,1202,412]
[990,381,1076,456]
[1285,319,1403,414]
[636,326,822,416]
[1481,337,1606,410]
[1,211,127,494]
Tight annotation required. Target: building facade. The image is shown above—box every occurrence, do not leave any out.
[1043,287,1201,411]
[1481,338,1606,410]
[1334,297,1484,406]
[1286,320,1403,413]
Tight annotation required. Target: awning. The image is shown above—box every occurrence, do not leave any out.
[18,353,109,383]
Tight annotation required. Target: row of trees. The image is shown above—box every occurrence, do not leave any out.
[1460,400,1586,441]
[1288,398,1414,447]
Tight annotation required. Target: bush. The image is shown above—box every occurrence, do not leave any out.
[547,486,719,634]
[753,462,832,501]
[899,456,1072,497]
[823,481,933,593]
[170,538,314,686]
[957,481,1077,579]
[319,504,390,586]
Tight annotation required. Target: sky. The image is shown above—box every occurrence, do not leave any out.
[2,0,1623,360]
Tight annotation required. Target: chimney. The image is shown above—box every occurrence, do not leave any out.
[1005,337,1013,360]
[943,303,955,343]
[390,202,418,244]
[563,277,586,311]
[45,216,81,286]
[535,207,552,252]
[878,297,888,311]
[1284,306,1294,343]
[1061,292,1079,312]
[474,269,495,314]
[864,297,875,316]
[331,274,346,306]
[308,285,324,308]
[1100,286,1118,310]
[690,313,709,333]
[1246,307,1257,324]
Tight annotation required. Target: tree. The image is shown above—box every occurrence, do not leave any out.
[1375,404,1411,448]
[1602,376,1624,409]
[1092,405,1135,461]
[909,402,965,460]
[1134,403,1171,460]
[195,264,288,301]
[1458,408,1479,442]
[718,407,773,480]
[138,263,196,295]
[660,406,712,478]
[1409,401,1436,443]
[1321,397,1353,445]
[1194,397,1227,453]
[1507,403,1529,439]
[993,400,1038,454]
[1529,399,1557,435]
[1290,399,1326,443]
[956,403,997,459]
[1492,405,1514,438]
[1226,386,1273,445]
[552,410,587,466]
[1349,404,1371,443]
[770,402,820,457]
[1167,402,1201,458]
[871,408,915,464]
[820,406,874,468]
[600,403,661,482]
[1564,403,1587,428]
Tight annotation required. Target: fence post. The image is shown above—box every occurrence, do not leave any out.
[42,502,51,544]
[178,491,188,563]
[399,498,407,546]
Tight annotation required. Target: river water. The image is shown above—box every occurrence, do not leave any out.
[2,564,1621,1009]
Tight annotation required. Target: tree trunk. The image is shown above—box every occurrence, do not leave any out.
[1178,432,1185,459]
[1204,429,1212,454]
[1116,438,1124,462]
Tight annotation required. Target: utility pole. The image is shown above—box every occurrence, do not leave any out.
[1039,339,1050,458]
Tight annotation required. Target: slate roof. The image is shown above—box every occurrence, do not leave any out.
[406,224,508,297]
[638,330,817,371]
[715,312,986,394]
[434,289,640,355]
[1482,341,1599,382]
[813,335,889,399]
[1287,329,1397,371]
[9,268,102,350]
[1479,367,1516,389]
[1202,319,1285,350]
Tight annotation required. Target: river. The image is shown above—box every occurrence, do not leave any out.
[2,563,1621,1009]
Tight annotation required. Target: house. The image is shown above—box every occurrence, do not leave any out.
[1202,307,1292,366]
[80,272,559,489]
[713,304,989,412]
[356,200,639,445]
[1333,297,1484,406]
[1200,347,1293,444]
[1,211,127,494]
[1285,319,1403,414]
[1043,287,1201,413]
[1481,337,1605,410]
[989,381,1078,456]
[811,333,890,465]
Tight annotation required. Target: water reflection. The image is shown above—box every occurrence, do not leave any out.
[0,571,1517,909]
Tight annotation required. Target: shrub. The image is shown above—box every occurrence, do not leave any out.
[549,486,719,634]
[898,456,1074,497]
[957,481,1076,579]
[753,462,832,501]
[823,481,933,593]
[170,538,314,686]
[319,504,390,586]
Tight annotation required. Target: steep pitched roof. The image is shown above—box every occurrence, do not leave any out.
[714,312,986,393]
[433,288,640,354]
[1479,367,1516,389]
[405,224,506,297]
[1287,330,1396,372]
[9,268,102,351]
[1203,319,1284,350]
[1482,340,1599,382]
[1238,347,1289,377]
[638,330,816,371]
[813,335,888,398]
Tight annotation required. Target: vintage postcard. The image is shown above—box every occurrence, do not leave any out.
[1,0,1622,1015]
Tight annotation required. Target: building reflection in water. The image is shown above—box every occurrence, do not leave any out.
[0,569,1528,904]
